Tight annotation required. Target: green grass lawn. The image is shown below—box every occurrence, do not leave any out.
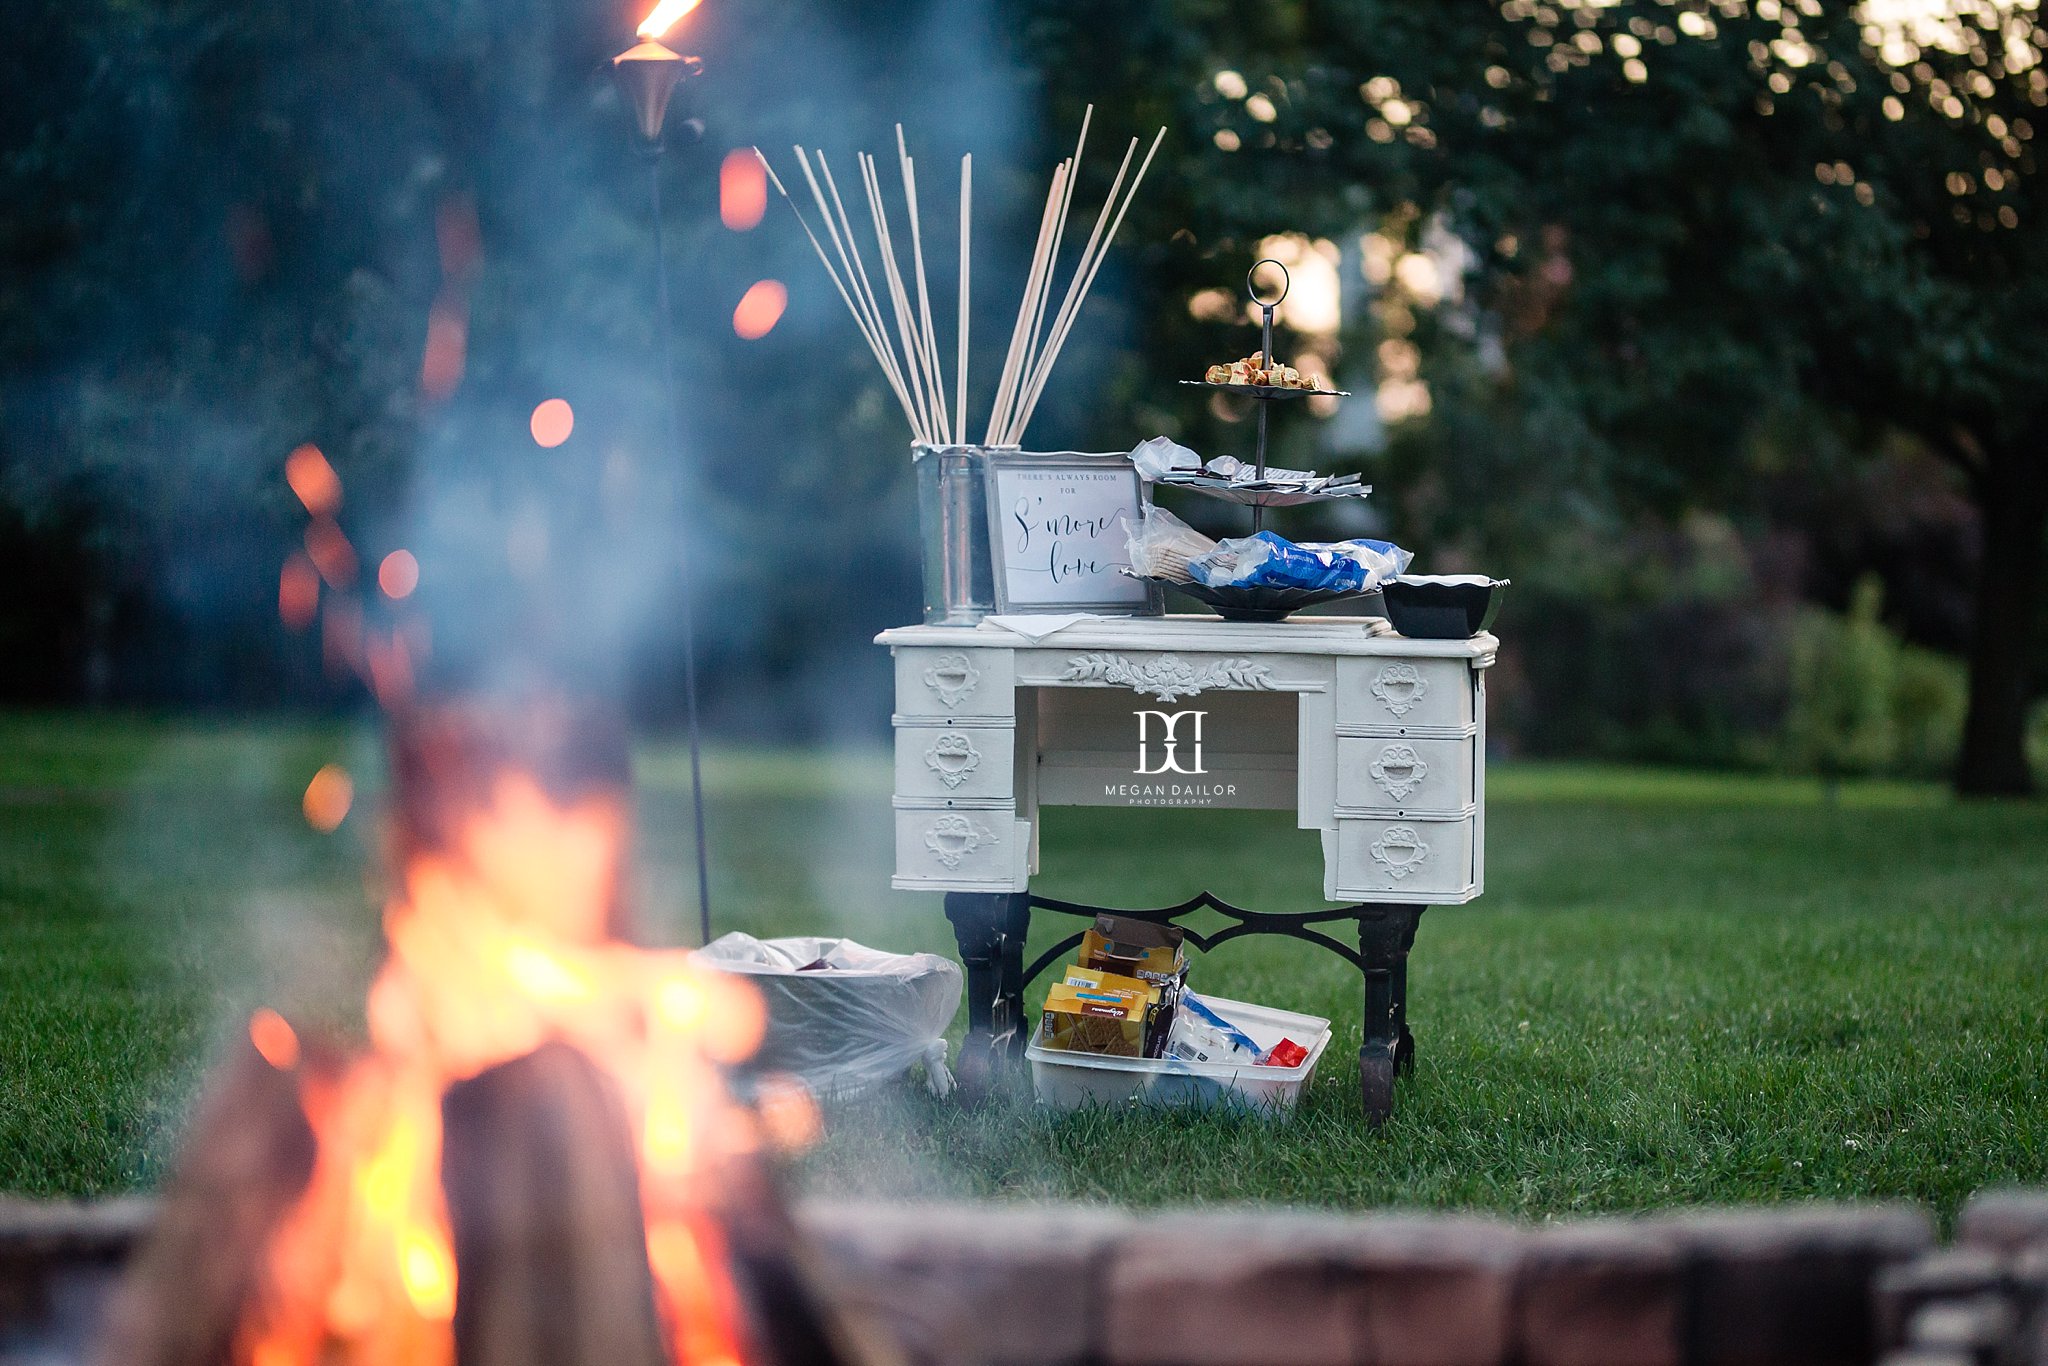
[2,711,2044,1224]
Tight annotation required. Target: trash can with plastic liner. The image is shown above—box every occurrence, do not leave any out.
[696,933,964,1097]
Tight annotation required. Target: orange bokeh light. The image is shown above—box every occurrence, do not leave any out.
[419,301,468,399]
[379,550,420,601]
[719,150,766,230]
[732,280,787,340]
[286,445,342,517]
[530,398,575,448]
[249,1008,301,1071]
[280,553,320,631]
[303,763,354,833]
[637,0,700,40]
[305,518,359,590]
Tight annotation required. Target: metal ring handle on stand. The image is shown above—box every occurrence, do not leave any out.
[1247,258,1291,308]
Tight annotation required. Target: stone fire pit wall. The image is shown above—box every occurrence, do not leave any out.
[7,1192,2048,1365]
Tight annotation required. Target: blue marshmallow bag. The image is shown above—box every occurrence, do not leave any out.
[1189,531,1412,593]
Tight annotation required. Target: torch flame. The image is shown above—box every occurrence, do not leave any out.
[637,0,700,40]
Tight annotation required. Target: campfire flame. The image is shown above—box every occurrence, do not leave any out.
[637,0,701,41]
[240,768,771,1365]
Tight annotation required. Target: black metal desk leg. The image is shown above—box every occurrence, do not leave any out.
[945,891,1032,1099]
[1357,906,1424,1126]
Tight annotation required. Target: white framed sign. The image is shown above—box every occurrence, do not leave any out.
[984,453,1160,615]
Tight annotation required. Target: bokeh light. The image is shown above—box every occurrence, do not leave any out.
[248,1008,300,1070]
[530,398,575,448]
[279,553,320,630]
[304,518,358,589]
[284,444,341,516]
[379,549,420,600]
[733,280,788,340]
[720,150,767,230]
[303,763,353,832]
[419,302,467,398]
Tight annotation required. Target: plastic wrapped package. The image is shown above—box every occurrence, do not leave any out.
[1189,531,1411,593]
[696,933,963,1097]
[1166,991,1264,1065]
[1124,503,1220,584]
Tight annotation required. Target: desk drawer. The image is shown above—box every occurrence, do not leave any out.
[893,802,1025,890]
[894,723,1014,802]
[1335,736,1475,814]
[1335,658,1475,734]
[1329,813,1476,900]
[894,647,1014,720]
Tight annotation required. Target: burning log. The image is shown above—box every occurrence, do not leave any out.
[91,696,890,1366]
[439,1041,668,1366]
[90,1031,323,1366]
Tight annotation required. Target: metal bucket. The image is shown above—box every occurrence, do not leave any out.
[913,443,1012,626]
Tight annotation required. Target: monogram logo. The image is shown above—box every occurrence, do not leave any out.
[1135,710,1207,776]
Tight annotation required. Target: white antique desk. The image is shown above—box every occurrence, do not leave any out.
[877,614,1498,1121]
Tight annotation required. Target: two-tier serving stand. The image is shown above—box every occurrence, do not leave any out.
[1164,258,1370,534]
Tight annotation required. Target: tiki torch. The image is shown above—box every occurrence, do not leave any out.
[615,3,713,945]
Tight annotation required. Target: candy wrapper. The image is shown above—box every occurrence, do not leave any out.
[1259,1038,1309,1068]
[1189,531,1411,594]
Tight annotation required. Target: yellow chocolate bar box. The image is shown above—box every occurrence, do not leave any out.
[1039,982,1148,1056]
[1062,965,1161,1008]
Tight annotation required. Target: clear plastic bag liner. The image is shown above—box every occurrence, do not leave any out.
[697,933,964,1097]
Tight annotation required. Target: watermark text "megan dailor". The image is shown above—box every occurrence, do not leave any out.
[1103,781,1239,806]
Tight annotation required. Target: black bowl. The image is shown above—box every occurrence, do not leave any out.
[1381,576,1508,639]
[1128,574,1372,623]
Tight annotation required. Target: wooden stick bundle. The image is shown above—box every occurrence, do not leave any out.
[757,111,1166,451]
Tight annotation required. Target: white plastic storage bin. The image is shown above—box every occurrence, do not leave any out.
[1025,994,1332,1114]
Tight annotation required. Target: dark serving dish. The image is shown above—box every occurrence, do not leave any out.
[1127,572,1371,624]
[1381,575,1509,639]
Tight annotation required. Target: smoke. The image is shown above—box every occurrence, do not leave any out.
[5,0,1186,1218]
[1,0,1109,738]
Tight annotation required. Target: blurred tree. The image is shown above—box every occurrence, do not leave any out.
[1029,0,2046,794]
[1787,572,1901,792]
[0,0,1018,729]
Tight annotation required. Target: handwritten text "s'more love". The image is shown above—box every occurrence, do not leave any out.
[1011,486,1130,585]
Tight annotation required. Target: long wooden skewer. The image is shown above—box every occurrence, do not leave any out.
[798,148,922,441]
[897,128,951,445]
[1012,135,1139,437]
[834,148,934,441]
[859,152,940,442]
[757,149,922,435]
[1021,107,1091,402]
[763,117,1166,449]
[987,162,1067,445]
[1011,126,1168,440]
[988,165,1063,445]
[1010,130,1164,440]
[957,154,971,447]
